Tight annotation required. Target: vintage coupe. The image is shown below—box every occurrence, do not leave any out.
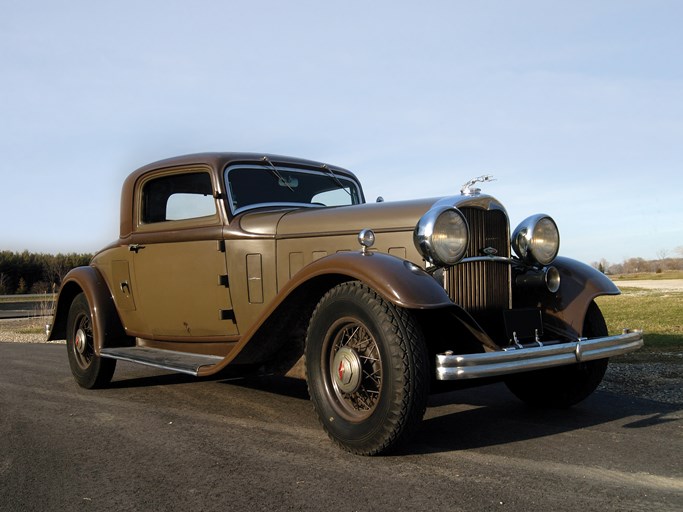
[48,152,643,455]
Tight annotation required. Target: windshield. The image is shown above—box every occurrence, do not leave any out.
[225,164,364,214]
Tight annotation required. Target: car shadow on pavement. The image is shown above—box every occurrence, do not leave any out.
[105,367,681,456]
[108,366,312,402]
[108,372,221,388]
[107,361,253,389]
[399,382,682,455]
[218,375,310,400]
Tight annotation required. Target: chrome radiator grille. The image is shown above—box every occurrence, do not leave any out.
[444,208,511,313]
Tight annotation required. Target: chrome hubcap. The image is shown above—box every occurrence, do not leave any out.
[333,346,362,394]
[75,328,87,355]
[326,319,382,420]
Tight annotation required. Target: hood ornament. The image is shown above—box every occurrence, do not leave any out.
[461,175,496,196]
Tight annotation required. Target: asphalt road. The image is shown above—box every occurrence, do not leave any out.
[1,343,681,512]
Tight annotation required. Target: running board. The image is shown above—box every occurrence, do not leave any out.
[100,347,224,376]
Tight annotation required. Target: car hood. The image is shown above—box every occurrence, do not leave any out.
[237,198,439,238]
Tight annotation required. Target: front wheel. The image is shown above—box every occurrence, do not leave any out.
[66,293,116,389]
[505,301,609,408]
[305,282,429,455]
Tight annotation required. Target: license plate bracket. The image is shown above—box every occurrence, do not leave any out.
[503,308,543,342]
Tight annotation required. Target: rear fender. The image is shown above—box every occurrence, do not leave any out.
[47,266,133,353]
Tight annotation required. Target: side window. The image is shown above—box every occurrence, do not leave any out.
[311,187,353,206]
[141,172,216,223]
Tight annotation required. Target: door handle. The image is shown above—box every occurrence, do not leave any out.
[128,244,145,253]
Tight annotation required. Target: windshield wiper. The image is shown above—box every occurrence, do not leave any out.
[262,156,294,192]
[322,164,352,198]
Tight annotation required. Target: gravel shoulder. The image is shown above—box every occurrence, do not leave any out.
[0,317,64,344]
[2,318,680,405]
[600,354,682,405]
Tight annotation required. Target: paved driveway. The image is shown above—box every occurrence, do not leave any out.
[2,342,681,512]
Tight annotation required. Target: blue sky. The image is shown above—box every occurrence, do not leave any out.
[1,0,681,265]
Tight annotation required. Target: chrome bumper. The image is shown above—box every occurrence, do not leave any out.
[436,329,643,380]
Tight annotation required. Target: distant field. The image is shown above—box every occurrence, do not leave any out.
[596,287,683,356]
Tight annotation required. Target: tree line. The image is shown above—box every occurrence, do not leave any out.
[592,247,683,275]
[593,256,683,275]
[0,251,93,295]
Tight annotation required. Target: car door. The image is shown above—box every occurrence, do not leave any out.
[129,168,239,339]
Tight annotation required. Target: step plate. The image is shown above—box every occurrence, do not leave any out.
[100,347,224,376]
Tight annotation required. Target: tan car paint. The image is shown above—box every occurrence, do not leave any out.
[48,152,623,378]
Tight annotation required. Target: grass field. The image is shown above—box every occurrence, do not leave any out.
[596,287,683,355]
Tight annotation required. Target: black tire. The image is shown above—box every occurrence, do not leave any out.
[66,293,116,389]
[305,281,429,455]
[505,301,609,408]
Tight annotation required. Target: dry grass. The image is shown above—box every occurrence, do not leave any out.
[17,293,55,335]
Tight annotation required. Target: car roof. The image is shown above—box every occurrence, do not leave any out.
[119,152,360,238]
[132,152,354,176]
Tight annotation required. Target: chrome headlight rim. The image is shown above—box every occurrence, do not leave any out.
[512,214,560,266]
[414,206,470,267]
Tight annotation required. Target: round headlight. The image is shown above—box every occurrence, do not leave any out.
[512,214,560,265]
[414,207,469,267]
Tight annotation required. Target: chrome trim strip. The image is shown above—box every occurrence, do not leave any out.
[459,256,515,265]
[432,193,508,214]
[436,330,643,380]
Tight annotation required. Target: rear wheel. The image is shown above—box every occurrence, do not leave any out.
[305,282,429,455]
[505,301,609,408]
[66,293,116,389]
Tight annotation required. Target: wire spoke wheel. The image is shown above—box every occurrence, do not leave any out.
[306,281,428,455]
[72,310,95,370]
[66,293,116,389]
[327,318,382,421]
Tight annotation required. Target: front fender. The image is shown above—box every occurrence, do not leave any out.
[47,266,132,353]
[206,251,452,375]
[543,256,619,338]
[289,251,452,309]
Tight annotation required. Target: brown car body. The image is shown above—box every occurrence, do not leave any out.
[49,152,643,455]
